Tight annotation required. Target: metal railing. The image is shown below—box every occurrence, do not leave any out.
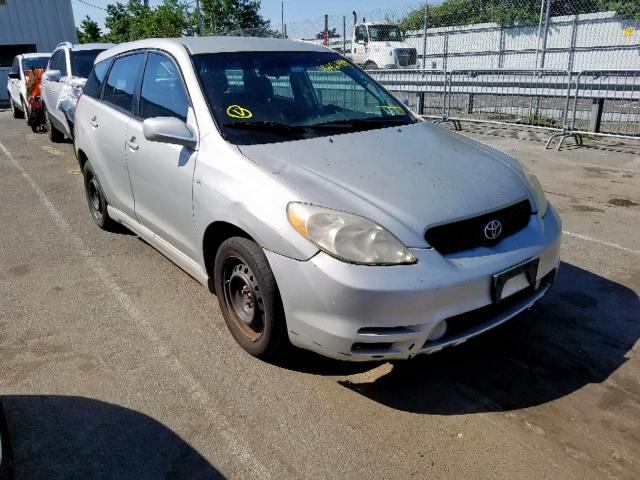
[370,69,447,119]
[443,69,573,131]
[368,67,640,149]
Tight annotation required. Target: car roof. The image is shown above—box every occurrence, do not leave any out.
[96,36,331,62]
[20,53,51,59]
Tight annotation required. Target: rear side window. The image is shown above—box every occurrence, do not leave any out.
[139,52,189,121]
[83,59,111,99]
[70,49,106,78]
[103,53,144,113]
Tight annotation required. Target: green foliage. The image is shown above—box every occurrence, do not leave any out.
[97,0,273,43]
[77,15,103,43]
[200,0,271,35]
[401,0,640,31]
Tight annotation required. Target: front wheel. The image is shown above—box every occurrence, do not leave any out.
[214,237,288,359]
[10,97,23,119]
[45,106,64,143]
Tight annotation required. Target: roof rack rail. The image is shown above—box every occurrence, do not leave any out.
[56,41,73,49]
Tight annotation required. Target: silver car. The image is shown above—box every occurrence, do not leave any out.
[74,37,561,361]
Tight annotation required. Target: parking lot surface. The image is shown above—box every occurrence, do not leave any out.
[0,110,638,479]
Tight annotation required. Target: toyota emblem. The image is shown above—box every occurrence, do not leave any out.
[484,220,502,240]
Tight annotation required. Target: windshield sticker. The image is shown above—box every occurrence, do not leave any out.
[377,105,405,114]
[226,105,253,119]
[318,59,349,72]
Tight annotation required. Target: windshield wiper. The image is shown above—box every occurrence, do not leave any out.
[223,121,306,133]
[307,117,412,128]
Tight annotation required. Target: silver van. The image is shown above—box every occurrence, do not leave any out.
[74,37,561,361]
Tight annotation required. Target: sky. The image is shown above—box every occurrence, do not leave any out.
[71,0,421,37]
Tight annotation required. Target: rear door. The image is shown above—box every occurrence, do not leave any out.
[87,53,146,219]
[126,51,199,259]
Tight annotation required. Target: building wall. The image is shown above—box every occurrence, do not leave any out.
[1,0,77,102]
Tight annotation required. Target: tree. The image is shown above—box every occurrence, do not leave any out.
[200,0,271,35]
[77,15,102,43]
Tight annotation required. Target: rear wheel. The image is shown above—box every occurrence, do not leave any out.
[45,106,64,143]
[0,402,12,480]
[82,160,116,230]
[214,237,288,359]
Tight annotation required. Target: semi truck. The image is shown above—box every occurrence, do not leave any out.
[346,12,418,70]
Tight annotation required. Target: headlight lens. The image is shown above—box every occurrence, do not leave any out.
[522,166,549,217]
[287,203,417,265]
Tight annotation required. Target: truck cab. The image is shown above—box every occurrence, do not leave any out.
[348,18,418,70]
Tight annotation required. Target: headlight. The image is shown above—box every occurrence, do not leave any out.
[522,166,549,217]
[287,203,417,265]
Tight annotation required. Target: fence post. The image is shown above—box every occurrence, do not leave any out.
[343,16,346,53]
[589,98,604,133]
[418,92,426,115]
[539,0,552,68]
[422,4,429,69]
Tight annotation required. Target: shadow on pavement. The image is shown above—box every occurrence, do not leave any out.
[322,262,639,414]
[0,395,223,480]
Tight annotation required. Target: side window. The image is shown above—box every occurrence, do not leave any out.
[49,50,64,73]
[10,57,19,74]
[103,53,144,113]
[355,26,366,42]
[83,59,111,99]
[139,52,189,121]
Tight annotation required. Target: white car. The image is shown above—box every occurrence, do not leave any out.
[74,37,560,362]
[42,41,113,142]
[7,53,51,121]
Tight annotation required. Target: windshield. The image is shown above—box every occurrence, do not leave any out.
[193,51,414,145]
[70,49,107,78]
[22,56,49,72]
[367,25,404,42]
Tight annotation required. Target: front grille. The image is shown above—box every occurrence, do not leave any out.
[425,199,532,255]
[395,49,417,66]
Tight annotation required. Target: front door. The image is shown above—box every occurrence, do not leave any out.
[42,49,67,130]
[126,51,199,259]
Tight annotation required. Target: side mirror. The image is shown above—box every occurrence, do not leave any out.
[44,70,62,82]
[8,72,20,80]
[142,117,197,149]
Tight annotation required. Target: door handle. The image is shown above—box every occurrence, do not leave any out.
[126,136,139,151]
[90,116,98,128]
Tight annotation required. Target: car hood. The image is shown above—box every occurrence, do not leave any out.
[238,122,534,248]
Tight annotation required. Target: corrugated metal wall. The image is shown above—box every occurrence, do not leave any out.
[1,0,77,102]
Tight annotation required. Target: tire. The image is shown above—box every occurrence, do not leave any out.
[10,97,23,119]
[214,237,288,359]
[363,61,379,70]
[0,402,12,480]
[45,106,64,143]
[82,160,116,231]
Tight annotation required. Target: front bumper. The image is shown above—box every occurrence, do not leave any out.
[266,206,562,361]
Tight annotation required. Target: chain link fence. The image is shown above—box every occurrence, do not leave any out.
[286,1,640,72]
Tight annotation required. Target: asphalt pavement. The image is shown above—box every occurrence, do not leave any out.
[0,111,638,479]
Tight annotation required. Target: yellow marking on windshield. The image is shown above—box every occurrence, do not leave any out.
[226,105,253,119]
[318,59,349,72]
